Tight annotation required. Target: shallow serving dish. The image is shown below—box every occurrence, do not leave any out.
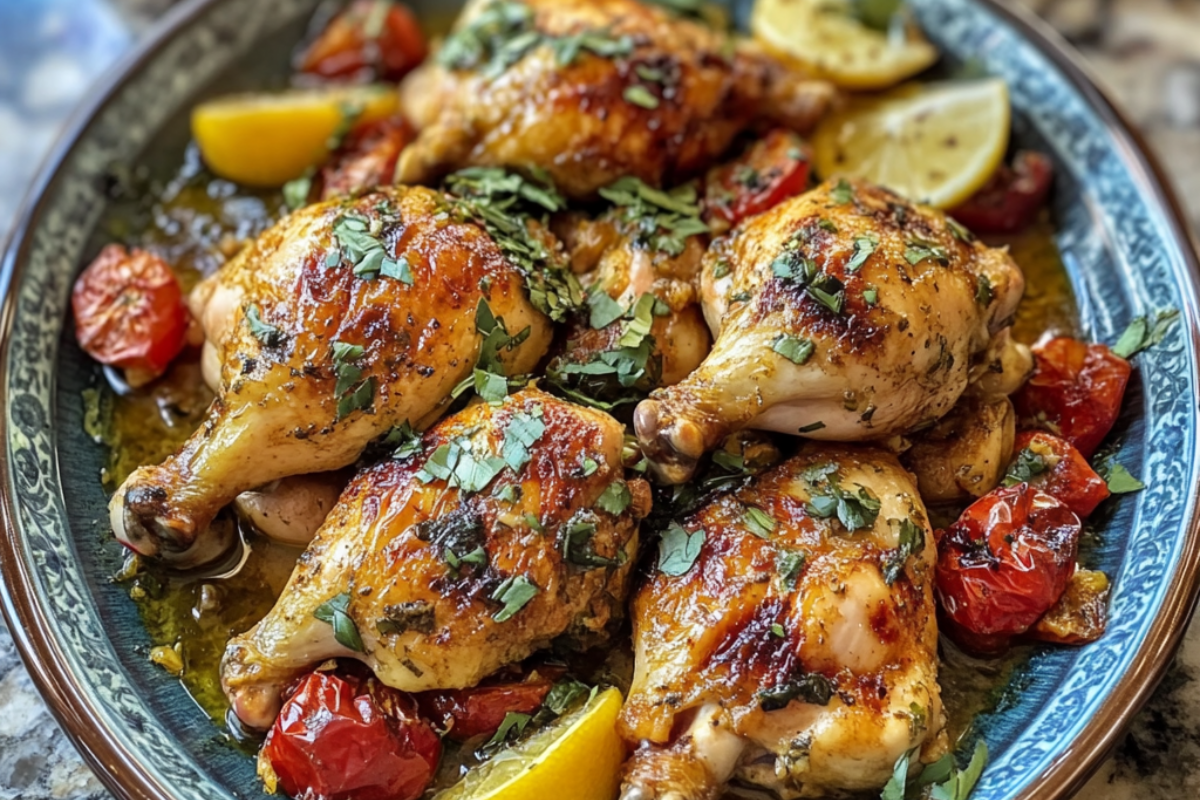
[1,0,1199,798]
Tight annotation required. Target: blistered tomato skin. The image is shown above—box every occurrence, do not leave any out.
[71,244,189,379]
[417,679,553,742]
[1009,430,1110,518]
[319,116,415,201]
[297,0,428,83]
[950,150,1053,235]
[704,129,811,231]
[261,672,441,800]
[1012,337,1132,459]
[936,484,1081,655]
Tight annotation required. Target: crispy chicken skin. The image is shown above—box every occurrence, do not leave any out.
[635,179,1026,483]
[396,0,832,199]
[111,185,555,566]
[223,389,648,730]
[548,210,712,401]
[620,445,946,799]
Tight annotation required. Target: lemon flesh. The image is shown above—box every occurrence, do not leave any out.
[434,687,625,800]
[191,85,398,187]
[752,0,939,90]
[811,79,1011,209]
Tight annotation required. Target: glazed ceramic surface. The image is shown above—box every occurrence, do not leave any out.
[1,1,1199,799]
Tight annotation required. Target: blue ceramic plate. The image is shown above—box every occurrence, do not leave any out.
[2,1,1199,799]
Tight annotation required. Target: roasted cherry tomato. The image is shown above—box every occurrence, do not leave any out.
[936,484,1081,654]
[1005,430,1110,518]
[1030,568,1109,645]
[705,130,811,231]
[261,671,441,800]
[296,0,427,83]
[949,151,1053,235]
[71,244,189,381]
[1012,337,1132,459]
[416,677,554,742]
[319,116,415,200]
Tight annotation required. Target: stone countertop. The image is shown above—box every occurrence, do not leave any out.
[1,0,1199,798]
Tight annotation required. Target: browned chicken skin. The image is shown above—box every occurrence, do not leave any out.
[111,185,559,566]
[396,0,832,198]
[621,445,946,799]
[222,389,648,729]
[635,179,1027,483]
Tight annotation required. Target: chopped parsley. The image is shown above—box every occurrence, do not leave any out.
[845,232,877,273]
[863,286,879,305]
[804,465,882,532]
[770,622,786,638]
[381,254,414,284]
[282,175,312,211]
[418,437,507,494]
[1112,308,1180,359]
[501,403,546,472]
[743,506,776,538]
[882,518,925,585]
[776,549,806,590]
[712,259,731,279]
[758,673,834,711]
[596,481,633,514]
[657,522,705,576]
[245,303,284,347]
[375,601,436,637]
[797,421,825,434]
[313,592,365,653]
[445,167,584,322]
[623,84,660,109]
[947,216,975,243]
[1099,460,1145,494]
[561,514,625,568]
[587,286,626,329]
[328,208,407,281]
[492,574,539,622]
[486,711,532,745]
[383,420,423,461]
[771,230,847,314]
[598,176,710,256]
[884,740,988,800]
[975,274,993,306]
[904,240,950,266]
[1003,445,1050,487]
[332,340,374,420]
[444,544,488,578]
[772,334,815,365]
[830,179,854,205]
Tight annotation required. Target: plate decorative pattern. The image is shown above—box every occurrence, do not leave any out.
[2,1,1199,800]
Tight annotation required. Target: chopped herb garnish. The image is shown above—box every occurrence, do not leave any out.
[1100,460,1145,494]
[807,282,845,314]
[818,218,838,233]
[743,506,776,538]
[534,680,591,725]
[845,232,877,273]
[383,420,423,460]
[1112,308,1180,359]
[474,368,509,404]
[887,740,988,800]
[524,512,545,532]
[830,179,854,205]
[492,574,539,622]
[501,402,546,472]
[805,470,882,532]
[283,175,312,210]
[375,601,436,636]
[1003,446,1050,487]
[975,274,993,306]
[758,673,834,711]
[329,208,404,281]
[623,84,660,109]
[417,436,507,494]
[776,549,806,590]
[245,303,284,347]
[905,240,950,266]
[947,216,975,243]
[336,376,375,420]
[381,254,414,284]
[772,334,815,365]
[599,176,709,256]
[712,259,731,279]
[596,481,632,515]
[798,421,826,434]
[587,286,626,329]
[658,522,705,576]
[332,340,373,419]
[581,457,599,476]
[863,286,878,305]
[770,622,786,637]
[561,514,624,568]
[313,592,365,653]
[486,711,532,745]
[882,518,925,585]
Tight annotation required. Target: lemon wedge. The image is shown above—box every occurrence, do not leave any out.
[434,687,625,800]
[191,85,398,187]
[751,0,939,90]
[811,79,1011,208]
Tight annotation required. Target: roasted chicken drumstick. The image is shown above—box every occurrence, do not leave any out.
[222,389,646,730]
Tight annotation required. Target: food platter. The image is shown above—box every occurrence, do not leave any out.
[1,0,1199,799]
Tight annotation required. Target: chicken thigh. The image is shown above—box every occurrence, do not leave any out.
[111,182,566,566]
[547,180,712,409]
[620,444,945,799]
[635,179,1026,483]
[396,0,832,199]
[223,389,647,730]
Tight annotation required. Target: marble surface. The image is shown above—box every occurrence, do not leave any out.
[1,0,1199,798]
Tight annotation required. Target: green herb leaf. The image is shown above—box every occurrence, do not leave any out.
[381,254,414,284]
[905,240,950,266]
[975,274,993,306]
[283,175,312,210]
[770,622,786,637]
[947,216,974,243]
[486,711,532,745]
[587,287,626,329]
[1102,461,1145,494]
[313,592,365,653]
[863,286,878,305]
[598,176,709,256]
[772,334,815,365]
[798,421,825,434]
[336,377,375,420]
[845,233,877,273]
[492,575,539,622]
[1003,446,1050,487]
[1112,308,1180,358]
[882,518,925,585]
[712,259,731,279]
[502,403,546,472]
[881,747,915,800]
[776,549,806,590]
[758,673,834,711]
[805,472,882,532]
[474,368,509,403]
[830,179,854,205]
[596,481,632,515]
[658,522,705,576]
[581,457,599,476]
[623,84,660,109]
[245,304,285,347]
[743,506,776,539]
